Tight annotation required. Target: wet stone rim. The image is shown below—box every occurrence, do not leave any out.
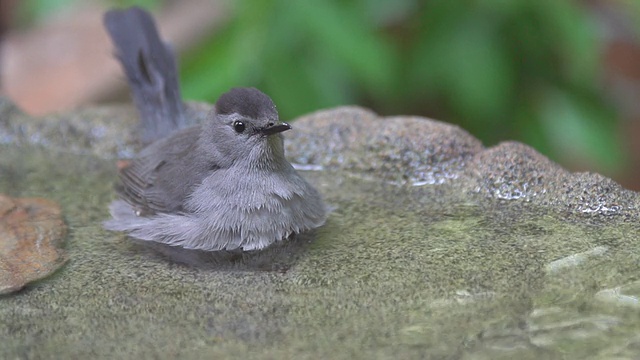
[0,97,637,219]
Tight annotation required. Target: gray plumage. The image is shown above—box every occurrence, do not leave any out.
[104,6,186,143]
[104,87,327,251]
[104,7,327,251]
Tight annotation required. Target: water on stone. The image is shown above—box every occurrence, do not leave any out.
[1,144,640,359]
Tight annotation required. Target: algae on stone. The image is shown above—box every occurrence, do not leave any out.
[1,98,640,358]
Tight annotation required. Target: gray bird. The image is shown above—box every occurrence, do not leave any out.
[102,8,327,251]
[105,88,327,251]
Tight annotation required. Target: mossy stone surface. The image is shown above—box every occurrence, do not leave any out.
[1,99,640,359]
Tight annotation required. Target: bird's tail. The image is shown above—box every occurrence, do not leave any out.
[104,7,186,144]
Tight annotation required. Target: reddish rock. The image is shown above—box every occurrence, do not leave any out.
[0,194,67,294]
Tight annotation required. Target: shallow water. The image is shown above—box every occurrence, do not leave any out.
[1,144,640,359]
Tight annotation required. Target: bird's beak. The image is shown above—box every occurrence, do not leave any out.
[261,122,291,136]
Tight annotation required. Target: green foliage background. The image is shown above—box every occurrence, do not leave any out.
[179,0,632,174]
[18,0,640,174]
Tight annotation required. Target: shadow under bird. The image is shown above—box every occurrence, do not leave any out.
[102,7,327,251]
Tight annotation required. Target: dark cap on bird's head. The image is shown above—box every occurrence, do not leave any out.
[214,87,290,136]
[215,87,278,120]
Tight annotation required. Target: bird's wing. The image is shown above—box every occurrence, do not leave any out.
[116,126,204,215]
[117,155,170,214]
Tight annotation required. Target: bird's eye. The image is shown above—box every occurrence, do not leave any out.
[233,121,246,133]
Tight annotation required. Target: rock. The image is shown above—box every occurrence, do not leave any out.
[287,107,640,219]
[465,141,568,200]
[0,96,210,160]
[285,106,485,185]
[3,96,636,221]
[2,97,640,358]
[0,194,67,294]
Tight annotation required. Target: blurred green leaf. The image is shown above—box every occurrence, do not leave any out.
[20,0,633,175]
[535,0,600,88]
[442,18,515,130]
[356,0,418,26]
[109,0,161,10]
[181,25,250,101]
[624,0,640,34]
[539,90,624,173]
[263,51,324,120]
[410,3,515,141]
[287,1,399,98]
[177,0,630,176]
[16,0,80,25]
